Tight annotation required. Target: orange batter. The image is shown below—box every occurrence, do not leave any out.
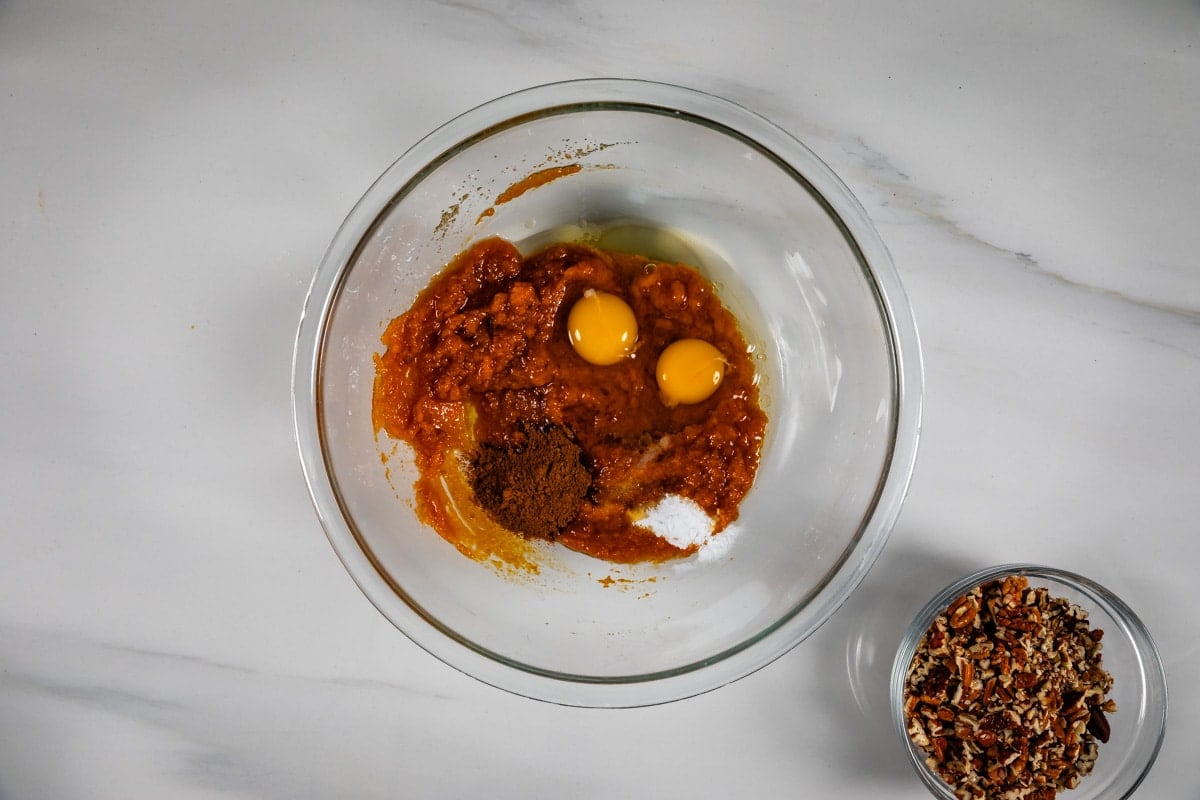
[372,236,766,565]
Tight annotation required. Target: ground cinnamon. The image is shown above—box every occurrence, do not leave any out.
[469,424,591,539]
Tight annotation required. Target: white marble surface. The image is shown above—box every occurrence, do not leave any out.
[2,1,1198,797]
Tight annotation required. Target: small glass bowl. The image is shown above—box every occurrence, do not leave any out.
[890,564,1167,799]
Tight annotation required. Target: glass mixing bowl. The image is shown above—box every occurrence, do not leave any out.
[891,564,1168,799]
[293,79,922,706]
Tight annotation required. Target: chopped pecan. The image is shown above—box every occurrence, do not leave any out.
[994,604,1041,632]
[902,575,1116,799]
[929,735,950,762]
[947,594,980,629]
[1087,705,1111,743]
[1013,671,1041,690]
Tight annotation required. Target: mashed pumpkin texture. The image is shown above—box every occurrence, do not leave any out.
[372,236,766,565]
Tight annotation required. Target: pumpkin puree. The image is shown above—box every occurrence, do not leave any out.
[372,236,766,565]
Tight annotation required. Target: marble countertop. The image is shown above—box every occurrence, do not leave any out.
[3,1,1197,797]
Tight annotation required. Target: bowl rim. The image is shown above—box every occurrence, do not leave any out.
[292,77,925,706]
[889,563,1169,799]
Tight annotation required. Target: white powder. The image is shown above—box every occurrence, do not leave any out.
[634,494,714,550]
[696,524,738,563]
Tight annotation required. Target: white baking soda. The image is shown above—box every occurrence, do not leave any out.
[634,494,714,550]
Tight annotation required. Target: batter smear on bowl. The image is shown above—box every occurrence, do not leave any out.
[372,236,767,566]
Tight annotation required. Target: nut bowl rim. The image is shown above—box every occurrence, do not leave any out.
[889,563,1169,799]
[293,78,924,707]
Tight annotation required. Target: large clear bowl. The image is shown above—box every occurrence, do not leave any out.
[294,79,923,706]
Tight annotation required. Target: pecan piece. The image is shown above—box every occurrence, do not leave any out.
[947,594,979,629]
[994,605,1041,632]
[1013,671,1041,690]
[1087,705,1111,743]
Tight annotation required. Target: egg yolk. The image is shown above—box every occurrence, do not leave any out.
[656,339,726,406]
[567,289,638,365]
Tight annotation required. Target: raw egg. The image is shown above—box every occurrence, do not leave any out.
[567,289,638,365]
[656,339,726,406]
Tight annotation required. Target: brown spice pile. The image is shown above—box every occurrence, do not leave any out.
[903,575,1115,800]
[469,424,591,539]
